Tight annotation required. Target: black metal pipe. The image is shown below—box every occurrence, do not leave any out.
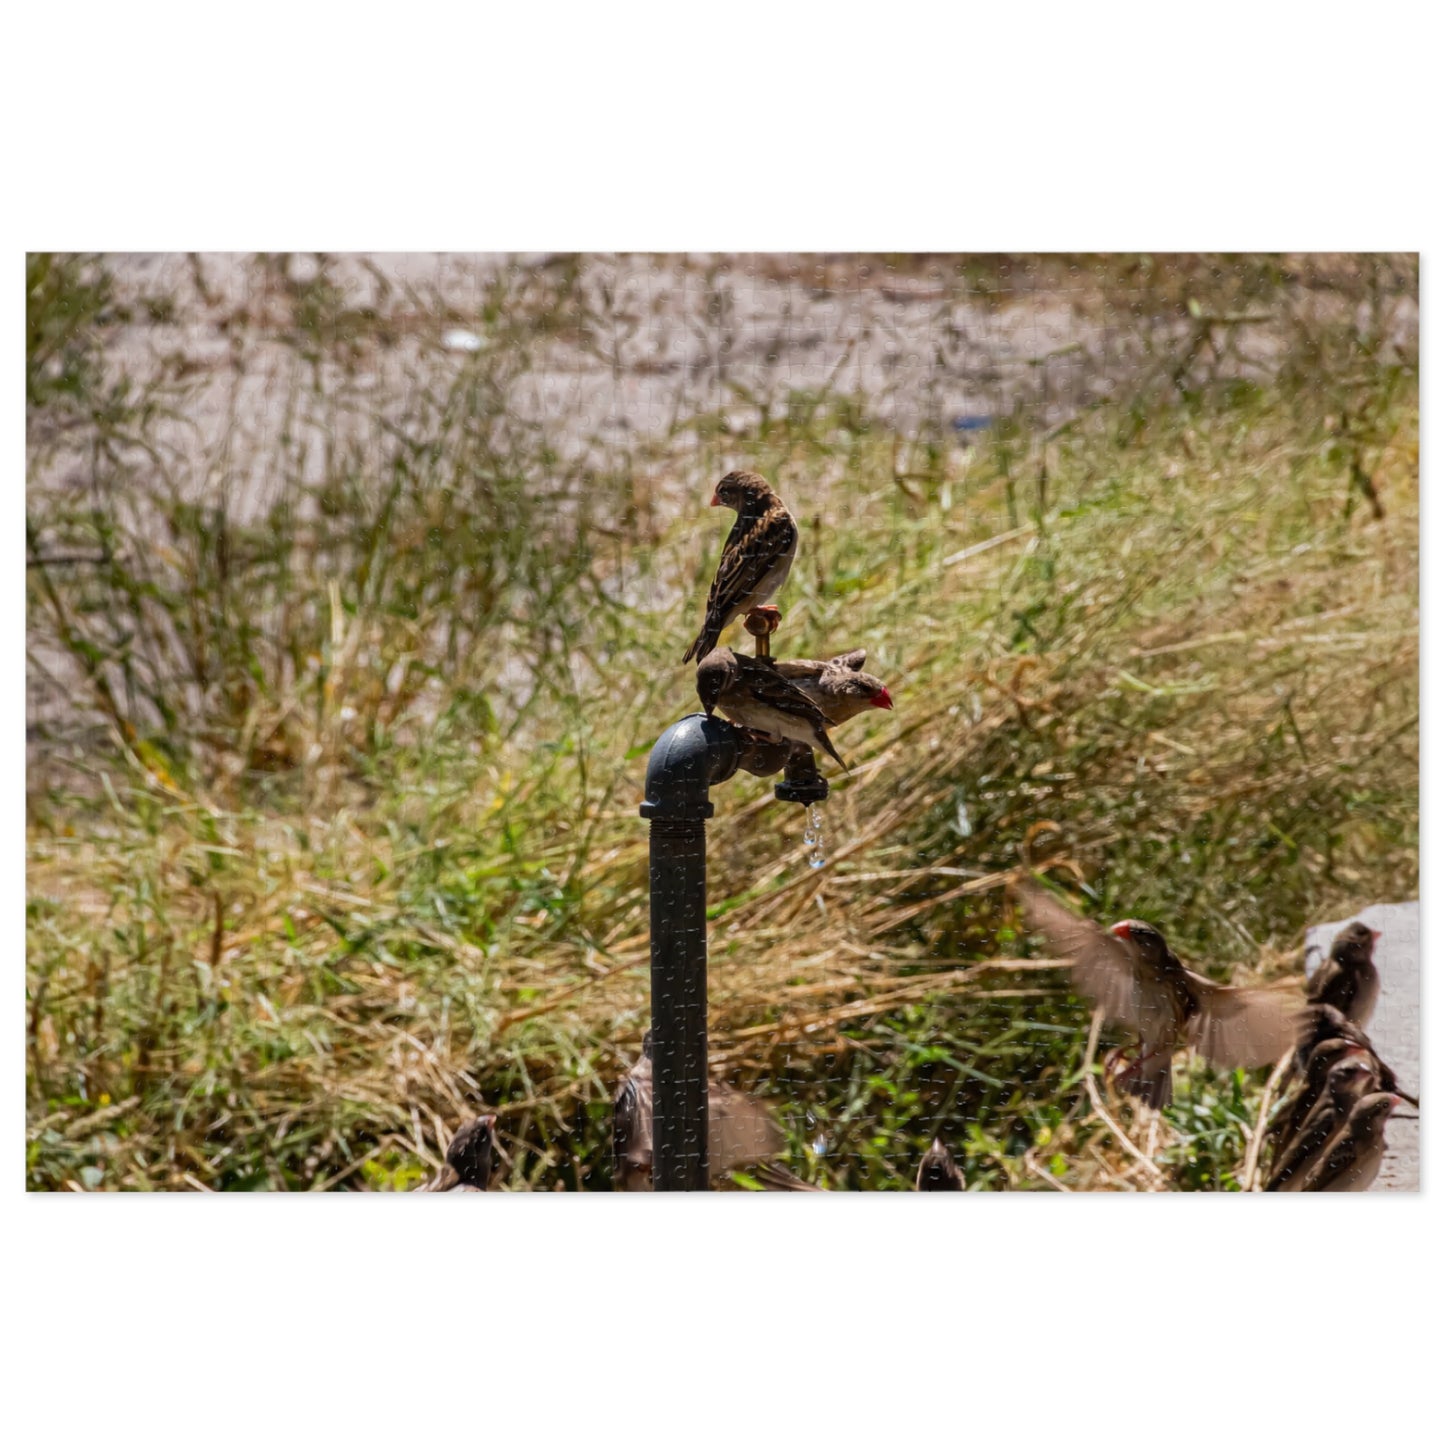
[639,715,738,1191]
[639,712,818,1190]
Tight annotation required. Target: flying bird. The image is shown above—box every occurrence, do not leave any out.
[1295,1091,1401,1192]
[1306,920,1381,1028]
[683,471,798,663]
[422,1115,505,1192]
[695,647,846,768]
[612,1034,785,1191]
[1016,880,1303,1109]
[773,649,894,725]
[915,1138,965,1191]
[1265,1053,1379,1190]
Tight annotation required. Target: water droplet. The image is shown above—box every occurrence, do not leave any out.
[803,804,827,868]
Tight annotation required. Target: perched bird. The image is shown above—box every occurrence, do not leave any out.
[1292,1005,1415,1104]
[612,1035,784,1191]
[1016,881,1303,1109]
[1265,1053,1379,1191]
[773,649,894,725]
[683,471,798,663]
[696,647,846,768]
[1268,1038,1372,1157]
[1296,1091,1401,1192]
[915,1138,965,1191]
[1306,920,1381,1028]
[423,1115,505,1192]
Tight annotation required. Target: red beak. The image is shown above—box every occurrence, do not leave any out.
[872,687,894,710]
[709,492,720,506]
[1109,922,1131,940]
[1369,929,1382,943]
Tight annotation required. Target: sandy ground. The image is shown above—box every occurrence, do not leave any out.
[1305,903,1419,1190]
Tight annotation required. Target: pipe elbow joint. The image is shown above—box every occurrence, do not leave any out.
[639,713,740,821]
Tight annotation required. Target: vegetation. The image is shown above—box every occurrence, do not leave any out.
[26,253,1418,1190]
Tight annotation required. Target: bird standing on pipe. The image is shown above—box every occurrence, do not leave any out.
[695,647,846,769]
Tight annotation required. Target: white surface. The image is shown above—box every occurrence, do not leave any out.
[1304,902,1419,1191]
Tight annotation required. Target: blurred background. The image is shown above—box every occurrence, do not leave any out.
[25,252,1418,1191]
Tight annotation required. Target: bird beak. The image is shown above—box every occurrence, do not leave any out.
[872,687,894,710]
[709,491,721,507]
[1369,928,1382,943]
[1109,922,1131,940]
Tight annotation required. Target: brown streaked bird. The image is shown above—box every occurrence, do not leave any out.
[1306,920,1381,1028]
[1268,1038,1372,1157]
[612,1034,785,1191]
[1296,1091,1401,1192]
[1265,1053,1379,1191]
[1016,880,1303,1109]
[915,1138,965,1191]
[423,1115,505,1192]
[1293,1005,1416,1104]
[695,647,846,769]
[682,471,798,663]
[773,649,894,725]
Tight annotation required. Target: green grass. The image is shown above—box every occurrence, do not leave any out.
[26,253,1418,1190]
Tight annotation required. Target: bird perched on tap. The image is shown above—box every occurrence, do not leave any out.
[695,646,848,769]
[683,471,798,663]
[773,648,894,724]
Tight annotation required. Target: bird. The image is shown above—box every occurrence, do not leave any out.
[915,1138,965,1191]
[772,649,894,725]
[683,471,798,663]
[1265,1052,1380,1190]
[1016,880,1303,1109]
[1292,1004,1416,1104]
[1296,1091,1401,1192]
[612,1034,784,1190]
[1268,1037,1372,1158]
[695,647,846,768]
[1306,920,1381,1028]
[422,1115,505,1192]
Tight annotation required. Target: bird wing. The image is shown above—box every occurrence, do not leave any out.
[1305,955,1345,1007]
[735,655,834,732]
[1016,881,1173,1035]
[1191,976,1303,1069]
[704,510,796,626]
[708,1085,784,1176]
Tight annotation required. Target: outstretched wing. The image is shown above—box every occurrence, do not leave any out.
[1192,977,1303,1069]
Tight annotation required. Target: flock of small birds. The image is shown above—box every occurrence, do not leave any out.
[418,471,1413,1194]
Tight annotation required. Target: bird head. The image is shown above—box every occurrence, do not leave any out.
[1331,920,1381,965]
[694,648,734,717]
[711,470,774,512]
[1109,918,1170,962]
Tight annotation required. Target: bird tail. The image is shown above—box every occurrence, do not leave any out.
[683,618,720,664]
[814,726,847,771]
